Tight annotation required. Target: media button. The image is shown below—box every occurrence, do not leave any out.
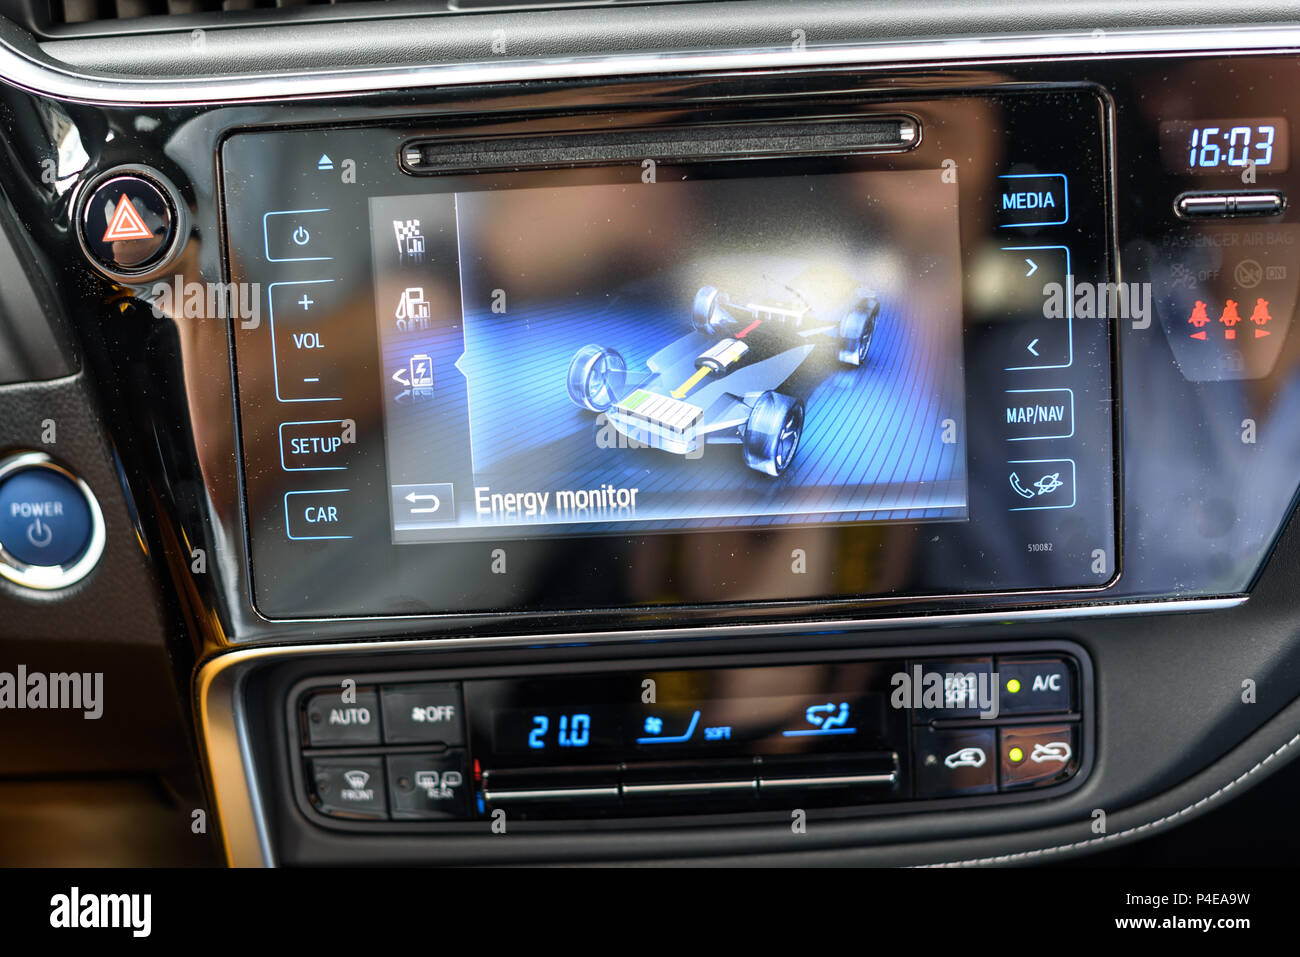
[269,279,343,402]
[1007,458,1076,511]
[285,488,352,540]
[996,173,1068,228]
[263,207,335,262]
[280,419,351,471]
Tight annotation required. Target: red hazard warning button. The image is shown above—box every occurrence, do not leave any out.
[79,172,176,272]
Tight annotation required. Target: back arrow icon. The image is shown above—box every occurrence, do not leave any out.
[1027,338,1040,356]
[1025,258,1038,277]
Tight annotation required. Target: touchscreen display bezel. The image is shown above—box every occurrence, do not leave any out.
[220,89,1118,620]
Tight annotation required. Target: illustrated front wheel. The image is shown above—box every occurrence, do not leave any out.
[743,391,804,477]
[566,344,627,412]
[837,297,880,366]
[692,285,725,334]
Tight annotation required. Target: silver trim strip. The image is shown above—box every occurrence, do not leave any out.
[3,24,1300,106]
[199,595,1242,866]
[484,786,621,802]
[622,779,758,796]
[759,772,898,790]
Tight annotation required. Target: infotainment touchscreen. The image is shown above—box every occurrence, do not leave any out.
[221,89,1117,619]
[370,169,967,542]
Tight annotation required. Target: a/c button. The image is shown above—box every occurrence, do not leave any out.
[285,488,352,540]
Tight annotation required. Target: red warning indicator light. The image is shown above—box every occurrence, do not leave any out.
[1250,298,1273,337]
[101,195,154,242]
[1188,300,1210,339]
[1219,299,1241,340]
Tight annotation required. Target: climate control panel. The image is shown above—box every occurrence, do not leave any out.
[288,644,1092,828]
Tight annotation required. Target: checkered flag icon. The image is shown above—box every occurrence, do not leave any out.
[394,219,421,242]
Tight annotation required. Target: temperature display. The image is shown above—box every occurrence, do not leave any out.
[1159,118,1290,174]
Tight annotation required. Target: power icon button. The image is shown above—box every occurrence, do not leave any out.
[292,225,311,246]
[0,453,105,590]
[26,518,54,549]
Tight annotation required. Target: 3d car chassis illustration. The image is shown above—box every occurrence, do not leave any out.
[565,262,880,476]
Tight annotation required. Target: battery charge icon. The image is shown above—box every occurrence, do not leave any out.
[409,354,434,391]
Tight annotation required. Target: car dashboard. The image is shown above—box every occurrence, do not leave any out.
[0,0,1299,880]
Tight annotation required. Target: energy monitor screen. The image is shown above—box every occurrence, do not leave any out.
[370,169,967,543]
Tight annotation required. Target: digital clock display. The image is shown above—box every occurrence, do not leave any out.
[1159,117,1290,174]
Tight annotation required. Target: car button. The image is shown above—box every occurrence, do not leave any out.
[1000,724,1079,790]
[912,727,997,797]
[310,757,388,819]
[381,683,465,745]
[80,172,176,272]
[387,751,471,820]
[995,656,1076,715]
[304,688,381,746]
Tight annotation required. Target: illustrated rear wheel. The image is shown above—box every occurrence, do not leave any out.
[837,298,880,366]
[743,391,804,477]
[566,344,627,412]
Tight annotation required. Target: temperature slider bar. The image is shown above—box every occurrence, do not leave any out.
[480,753,899,809]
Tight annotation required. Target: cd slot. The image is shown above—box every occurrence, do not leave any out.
[399,115,919,175]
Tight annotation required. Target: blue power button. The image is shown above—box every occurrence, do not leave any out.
[0,466,93,566]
